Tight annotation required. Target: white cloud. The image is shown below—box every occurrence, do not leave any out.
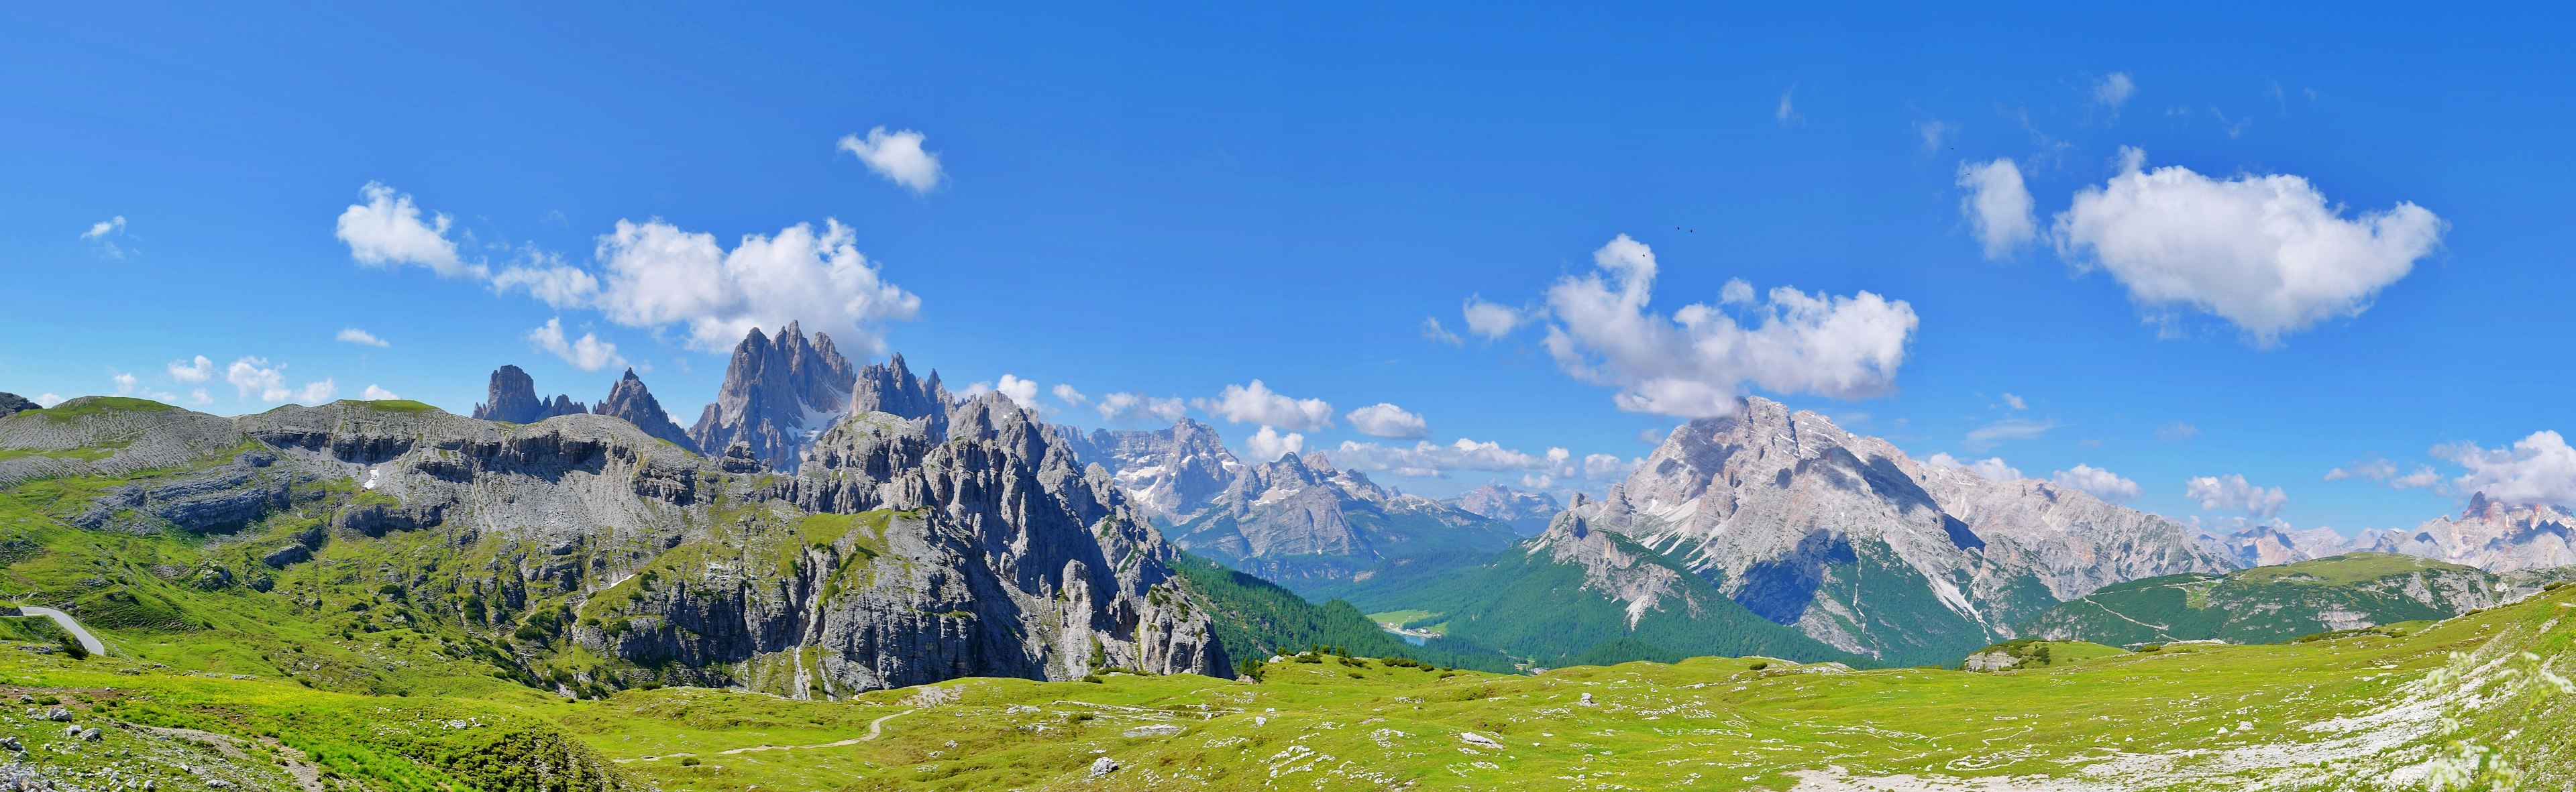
[1052,384,1087,405]
[168,355,214,383]
[187,389,210,406]
[2392,467,2443,490]
[1776,87,1803,125]
[1964,417,2055,450]
[33,394,62,408]
[1096,393,1187,425]
[489,264,600,308]
[1346,403,1430,440]
[2436,431,2576,508]
[2000,392,2027,410]
[837,127,945,193]
[1462,297,1524,339]
[222,357,335,404]
[1957,158,2037,259]
[526,318,627,372]
[336,327,390,348]
[1197,380,1334,431]
[556,217,921,353]
[1419,317,1463,345]
[991,375,1040,408]
[2050,463,2141,502]
[363,385,399,401]
[1536,235,1917,418]
[2324,458,2396,482]
[1328,437,1631,482]
[2053,148,2445,345]
[336,182,481,278]
[2186,474,2288,518]
[1582,453,1636,480]
[2093,72,2135,111]
[82,215,129,258]
[1244,427,1305,463]
[1916,119,1951,152]
[110,372,139,396]
[1928,452,2023,482]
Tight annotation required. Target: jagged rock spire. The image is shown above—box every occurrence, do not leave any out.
[471,365,587,423]
[593,368,697,452]
[688,323,860,472]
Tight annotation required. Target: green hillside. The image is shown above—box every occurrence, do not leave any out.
[1334,530,1865,669]
[2017,552,2500,646]
[1167,552,1517,673]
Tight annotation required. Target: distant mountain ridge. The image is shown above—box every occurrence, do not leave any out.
[1447,484,1562,536]
[2204,494,2576,574]
[2017,553,2506,646]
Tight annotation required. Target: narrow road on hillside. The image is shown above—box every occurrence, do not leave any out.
[19,606,105,656]
[714,709,916,755]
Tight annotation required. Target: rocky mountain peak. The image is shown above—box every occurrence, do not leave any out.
[471,364,588,423]
[0,392,38,419]
[1449,483,1564,536]
[849,352,951,439]
[2364,497,2575,573]
[591,369,696,453]
[1062,417,1240,520]
[688,323,859,472]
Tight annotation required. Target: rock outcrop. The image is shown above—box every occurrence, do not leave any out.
[847,353,951,438]
[0,392,37,419]
[591,369,696,453]
[1569,396,2231,664]
[471,365,588,423]
[1448,483,1562,536]
[688,323,857,473]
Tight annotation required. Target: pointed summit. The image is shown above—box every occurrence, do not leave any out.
[688,323,859,471]
[471,364,587,423]
[849,351,951,438]
[593,368,696,452]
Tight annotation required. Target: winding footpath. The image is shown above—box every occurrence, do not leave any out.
[19,606,105,656]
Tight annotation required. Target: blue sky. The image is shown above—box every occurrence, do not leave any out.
[4,4,2571,536]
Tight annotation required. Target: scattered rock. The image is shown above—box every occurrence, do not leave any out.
[1460,732,1505,749]
[1088,756,1120,778]
[1578,692,1596,706]
[78,728,99,742]
[1122,724,1183,738]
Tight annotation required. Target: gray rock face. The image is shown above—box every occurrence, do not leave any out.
[847,353,950,439]
[472,365,588,423]
[1448,484,1562,536]
[2361,494,2576,573]
[1576,396,2231,663]
[2205,524,2359,567]
[1061,418,1240,520]
[0,393,36,419]
[688,323,857,473]
[591,369,697,453]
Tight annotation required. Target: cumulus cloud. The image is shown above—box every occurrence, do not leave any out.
[82,215,129,258]
[1052,384,1087,405]
[2053,148,2445,345]
[1957,158,2037,259]
[2436,431,2576,508]
[2093,72,2135,111]
[1964,417,2055,450]
[111,372,139,396]
[1197,380,1334,431]
[2186,474,2287,518]
[33,394,62,408]
[837,127,945,193]
[527,319,627,372]
[1536,235,1917,418]
[1462,298,1524,339]
[1584,453,1638,480]
[1928,452,2023,482]
[1419,317,1463,345]
[498,217,922,353]
[223,357,335,404]
[337,182,480,278]
[1346,403,1430,440]
[336,327,390,348]
[2050,463,2141,502]
[362,385,400,401]
[187,389,211,406]
[168,355,215,383]
[1244,427,1305,463]
[297,378,338,404]
[1096,393,1187,425]
[961,375,1042,408]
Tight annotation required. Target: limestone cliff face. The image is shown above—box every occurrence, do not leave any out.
[688,323,858,473]
[1578,396,2229,662]
[472,365,588,423]
[12,382,1227,697]
[2360,494,2576,573]
[1062,418,1240,520]
[591,368,696,453]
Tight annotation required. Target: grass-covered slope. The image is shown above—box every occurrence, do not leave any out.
[0,573,2568,790]
[2019,552,2501,646]
[1336,529,1864,669]
[1169,552,1516,673]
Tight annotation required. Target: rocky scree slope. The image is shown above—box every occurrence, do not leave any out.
[0,386,1227,698]
[1558,397,2231,665]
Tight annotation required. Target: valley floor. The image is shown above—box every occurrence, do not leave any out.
[0,589,2568,791]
